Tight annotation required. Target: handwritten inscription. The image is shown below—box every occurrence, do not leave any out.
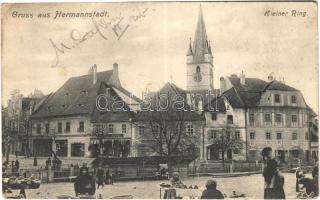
[49,7,150,68]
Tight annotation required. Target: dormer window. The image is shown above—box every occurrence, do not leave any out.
[291,95,296,104]
[48,106,52,111]
[80,90,88,95]
[64,93,70,97]
[78,103,84,107]
[274,94,280,103]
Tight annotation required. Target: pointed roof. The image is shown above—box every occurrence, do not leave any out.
[187,38,193,56]
[193,5,211,63]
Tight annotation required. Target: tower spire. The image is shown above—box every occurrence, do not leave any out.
[187,37,193,56]
[193,5,210,63]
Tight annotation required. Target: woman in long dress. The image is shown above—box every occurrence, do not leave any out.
[263,159,285,199]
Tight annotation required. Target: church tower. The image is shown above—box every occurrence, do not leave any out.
[187,6,213,91]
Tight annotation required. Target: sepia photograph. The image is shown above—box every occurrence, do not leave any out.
[1,1,319,199]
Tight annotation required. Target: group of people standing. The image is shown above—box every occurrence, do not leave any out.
[45,157,62,170]
[96,166,114,189]
[2,159,20,174]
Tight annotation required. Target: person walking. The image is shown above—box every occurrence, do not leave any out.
[262,147,285,199]
[105,169,111,185]
[96,166,104,189]
[33,156,37,167]
[295,167,304,192]
[15,159,20,172]
[200,179,224,199]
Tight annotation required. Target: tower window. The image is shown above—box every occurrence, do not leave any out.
[227,115,233,124]
[196,66,200,73]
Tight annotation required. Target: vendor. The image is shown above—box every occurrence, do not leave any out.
[74,166,96,196]
[170,172,184,187]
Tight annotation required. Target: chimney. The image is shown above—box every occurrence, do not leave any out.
[220,77,226,93]
[240,71,245,85]
[113,62,118,75]
[267,72,274,82]
[92,64,97,84]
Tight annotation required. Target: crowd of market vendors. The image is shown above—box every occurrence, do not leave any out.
[2,147,319,199]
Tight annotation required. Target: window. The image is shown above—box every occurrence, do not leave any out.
[78,121,84,132]
[45,123,50,134]
[249,114,254,125]
[266,132,271,140]
[226,131,231,139]
[139,126,145,135]
[264,114,271,123]
[305,132,309,140]
[275,114,282,123]
[196,66,200,73]
[292,115,297,123]
[211,113,217,121]
[58,122,62,133]
[65,122,70,133]
[250,132,255,140]
[36,124,41,134]
[292,132,297,140]
[186,124,194,135]
[71,143,85,157]
[122,124,127,134]
[291,95,296,104]
[108,124,114,133]
[277,132,282,140]
[227,115,233,124]
[235,131,241,140]
[274,94,280,103]
[152,124,159,135]
[208,130,217,139]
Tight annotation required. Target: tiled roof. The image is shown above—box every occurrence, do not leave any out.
[31,70,114,118]
[264,80,298,91]
[203,95,226,112]
[206,76,302,110]
[90,82,138,123]
[135,82,204,122]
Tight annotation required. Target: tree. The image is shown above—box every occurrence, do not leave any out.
[209,127,244,167]
[136,85,203,171]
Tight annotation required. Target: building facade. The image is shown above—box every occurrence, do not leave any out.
[203,73,317,163]
[30,63,141,158]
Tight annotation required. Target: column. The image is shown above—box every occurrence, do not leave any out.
[67,141,71,157]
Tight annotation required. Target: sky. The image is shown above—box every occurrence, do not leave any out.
[2,2,318,113]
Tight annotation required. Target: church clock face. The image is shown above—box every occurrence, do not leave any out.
[194,66,202,82]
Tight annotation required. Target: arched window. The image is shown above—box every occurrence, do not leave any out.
[196,66,200,73]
